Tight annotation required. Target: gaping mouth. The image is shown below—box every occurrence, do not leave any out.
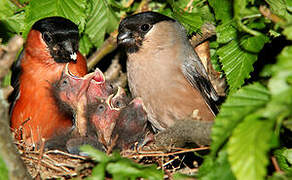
[107,87,126,110]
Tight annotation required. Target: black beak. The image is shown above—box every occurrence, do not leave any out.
[63,41,77,62]
[117,31,135,45]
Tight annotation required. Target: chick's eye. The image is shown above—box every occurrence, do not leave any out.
[97,104,106,113]
[140,24,150,32]
[113,100,124,109]
[62,79,68,85]
[43,32,52,43]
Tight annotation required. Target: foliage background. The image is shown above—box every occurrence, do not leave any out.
[1,0,292,179]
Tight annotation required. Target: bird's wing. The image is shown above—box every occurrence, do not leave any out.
[181,52,219,115]
[8,49,23,115]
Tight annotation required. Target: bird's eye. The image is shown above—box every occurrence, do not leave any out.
[97,104,106,113]
[140,24,150,32]
[113,100,125,109]
[62,79,68,86]
[43,32,53,43]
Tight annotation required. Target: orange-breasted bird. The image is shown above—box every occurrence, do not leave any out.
[9,16,88,145]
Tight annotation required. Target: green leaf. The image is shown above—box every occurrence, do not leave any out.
[1,12,25,33]
[265,0,287,17]
[79,34,94,56]
[274,148,292,173]
[107,159,163,180]
[217,35,267,92]
[0,156,9,180]
[0,0,20,18]
[283,26,292,41]
[211,83,270,155]
[0,0,24,33]
[84,0,119,47]
[283,149,292,166]
[227,114,274,180]
[216,20,237,44]
[87,163,106,180]
[208,0,233,22]
[269,46,292,95]
[241,35,269,53]
[198,150,236,180]
[24,0,87,37]
[166,0,203,33]
[80,145,109,163]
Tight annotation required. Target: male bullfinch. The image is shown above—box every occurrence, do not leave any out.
[117,12,219,132]
[10,16,88,145]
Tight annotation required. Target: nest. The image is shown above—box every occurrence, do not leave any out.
[16,139,208,179]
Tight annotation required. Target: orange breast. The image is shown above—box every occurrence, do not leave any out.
[10,51,87,145]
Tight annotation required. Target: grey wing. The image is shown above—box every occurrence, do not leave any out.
[181,52,219,115]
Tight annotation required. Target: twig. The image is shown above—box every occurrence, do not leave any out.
[87,0,151,70]
[87,31,118,70]
[9,0,24,8]
[259,5,285,25]
[124,147,209,158]
[271,156,283,173]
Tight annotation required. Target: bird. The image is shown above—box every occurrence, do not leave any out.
[46,65,112,154]
[9,16,88,145]
[117,11,219,132]
[111,97,148,150]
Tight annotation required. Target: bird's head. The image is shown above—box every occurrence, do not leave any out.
[30,16,80,63]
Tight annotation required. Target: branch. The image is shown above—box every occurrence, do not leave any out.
[0,36,31,180]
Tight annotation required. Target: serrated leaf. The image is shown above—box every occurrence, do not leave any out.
[79,34,94,56]
[0,0,20,18]
[85,0,119,47]
[283,149,292,165]
[1,12,25,33]
[107,159,163,180]
[199,150,236,180]
[211,83,270,155]
[241,34,269,53]
[217,35,267,92]
[80,145,109,163]
[283,26,292,41]
[274,148,292,172]
[227,114,274,180]
[208,0,233,22]
[87,163,106,180]
[0,156,9,180]
[269,46,292,95]
[0,0,24,34]
[24,0,87,37]
[166,0,203,33]
[216,20,237,44]
[265,0,287,17]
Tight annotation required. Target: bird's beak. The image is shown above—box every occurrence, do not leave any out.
[64,63,94,100]
[117,31,134,45]
[63,41,77,62]
[70,52,77,61]
[91,68,105,84]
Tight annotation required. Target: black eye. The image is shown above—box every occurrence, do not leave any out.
[97,104,106,113]
[62,79,68,85]
[43,32,52,43]
[140,24,150,32]
[113,100,125,109]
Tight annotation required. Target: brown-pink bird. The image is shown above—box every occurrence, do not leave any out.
[117,12,219,132]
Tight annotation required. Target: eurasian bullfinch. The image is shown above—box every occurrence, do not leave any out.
[10,16,88,145]
[117,11,219,131]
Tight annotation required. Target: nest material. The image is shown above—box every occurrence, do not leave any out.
[17,139,207,179]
